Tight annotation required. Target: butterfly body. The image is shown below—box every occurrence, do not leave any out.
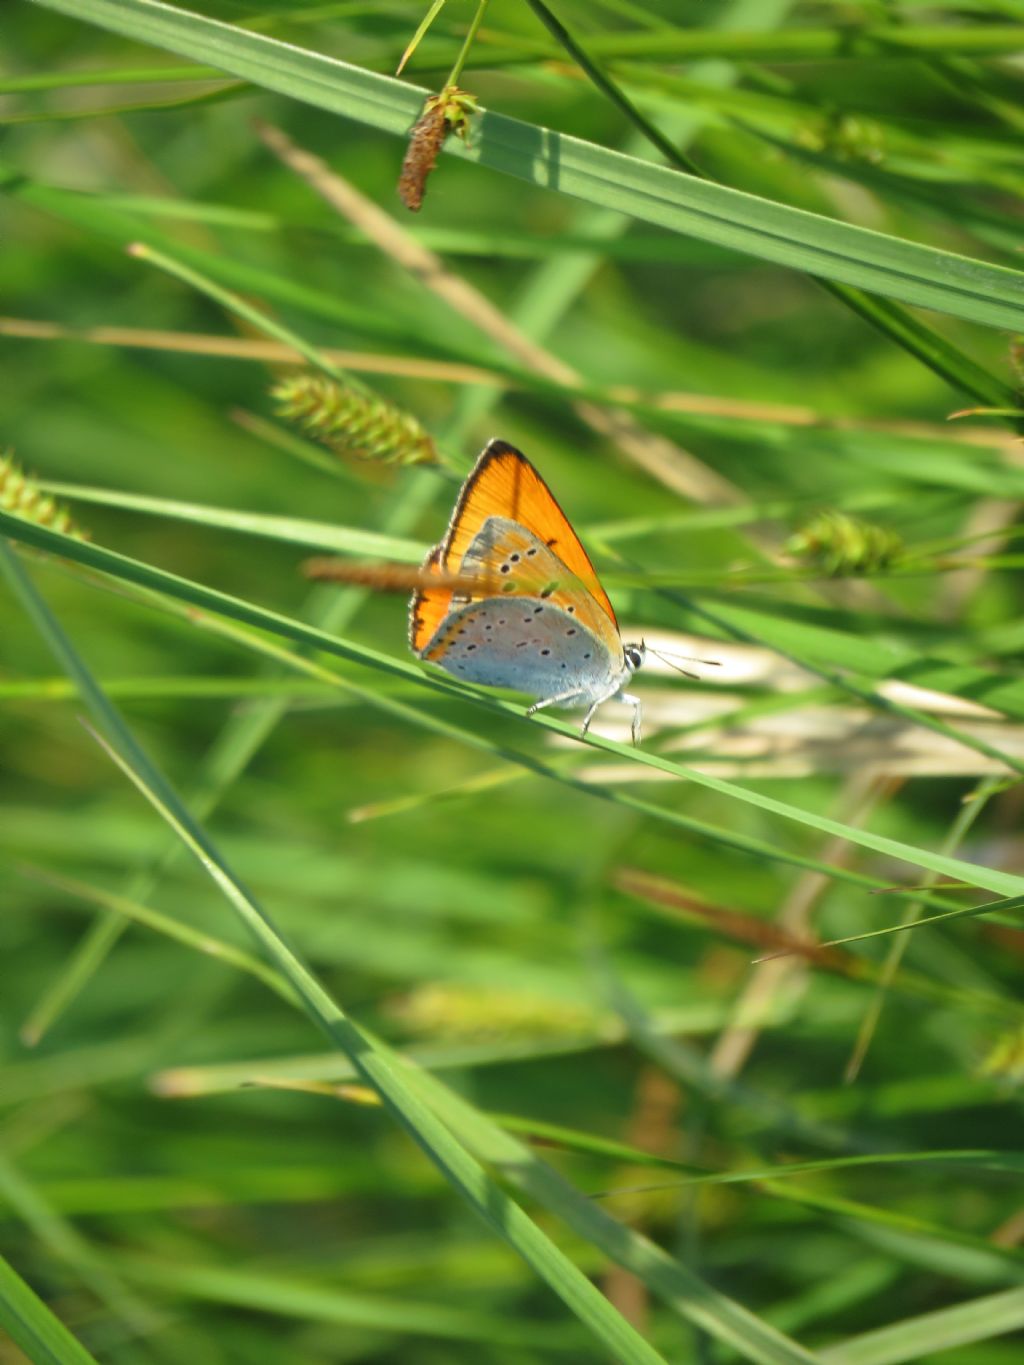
[410,442,644,742]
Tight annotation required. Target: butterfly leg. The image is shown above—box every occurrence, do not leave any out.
[579,692,642,745]
[579,699,603,738]
[526,688,587,719]
[620,692,642,746]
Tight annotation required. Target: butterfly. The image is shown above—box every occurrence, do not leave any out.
[409,439,646,743]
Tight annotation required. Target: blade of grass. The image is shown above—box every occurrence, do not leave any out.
[0,1250,102,1365]
[800,890,1024,951]
[820,1285,1024,1365]
[844,776,1005,1082]
[40,484,426,560]
[523,0,703,176]
[519,1128,1024,1184]
[0,547,195,837]
[0,1155,169,1358]
[0,167,472,361]
[0,674,343,702]
[5,567,674,1365]
[0,63,222,92]
[4,512,1024,901]
[18,864,299,1007]
[396,0,448,77]
[816,279,1022,423]
[88,240,1024,786]
[382,1040,823,1363]
[588,945,853,1149]
[21,0,1024,331]
[676,592,1024,779]
[20,387,444,1044]
[0,82,242,126]
[528,0,1022,423]
[150,992,789,1101]
[150,600,1023,929]
[81,721,676,1365]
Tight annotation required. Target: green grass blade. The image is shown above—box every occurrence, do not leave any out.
[23,0,1024,330]
[0,544,191,823]
[0,1154,164,1362]
[814,890,1024,948]
[520,0,1024,428]
[820,280,1022,419]
[494,1117,1024,1182]
[41,483,426,559]
[3,512,1024,899]
[5,548,673,1365]
[391,1052,822,1364]
[19,863,299,1005]
[105,602,1004,923]
[821,1285,1024,1365]
[0,1251,101,1365]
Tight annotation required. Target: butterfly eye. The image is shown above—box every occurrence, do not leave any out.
[625,645,644,670]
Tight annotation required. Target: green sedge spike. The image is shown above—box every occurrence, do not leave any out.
[270,374,439,467]
[0,451,88,541]
[786,509,904,577]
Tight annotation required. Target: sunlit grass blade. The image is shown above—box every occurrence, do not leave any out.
[41,483,426,560]
[23,0,1024,330]
[156,573,979,910]
[6,509,1024,899]
[529,2,1024,427]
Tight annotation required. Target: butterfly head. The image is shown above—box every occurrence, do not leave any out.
[624,640,646,673]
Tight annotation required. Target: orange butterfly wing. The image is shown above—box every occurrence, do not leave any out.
[446,442,617,623]
[408,546,449,654]
[409,439,618,655]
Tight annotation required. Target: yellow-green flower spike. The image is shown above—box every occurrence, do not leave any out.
[270,374,438,467]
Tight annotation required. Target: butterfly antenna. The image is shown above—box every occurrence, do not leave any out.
[648,646,721,681]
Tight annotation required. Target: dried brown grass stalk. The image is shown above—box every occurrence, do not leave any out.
[302,556,497,594]
[616,867,861,975]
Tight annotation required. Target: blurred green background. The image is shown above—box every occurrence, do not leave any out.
[3,2,1024,1362]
